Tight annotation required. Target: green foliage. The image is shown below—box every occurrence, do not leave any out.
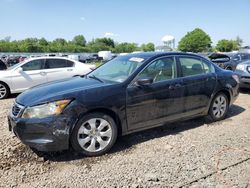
[113,43,139,53]
[216,39,240,52]
[141,43,155,52]
[72,35,86,46]
[0,31,242,54]
[178,28,212,53]
[87,38,114,52]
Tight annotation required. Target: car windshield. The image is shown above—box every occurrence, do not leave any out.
[88,55,146,83]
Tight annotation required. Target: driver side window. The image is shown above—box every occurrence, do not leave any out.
[138,56,177,83]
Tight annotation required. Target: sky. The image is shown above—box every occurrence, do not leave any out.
[0,0,249,47]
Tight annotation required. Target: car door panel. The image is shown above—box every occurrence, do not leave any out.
[44,59,75,82]
[126,56,185,131]
[182,73,216,115]
[11,59,47,92]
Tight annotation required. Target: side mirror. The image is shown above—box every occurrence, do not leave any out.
[136,78,153,86]
[16,67,23,73]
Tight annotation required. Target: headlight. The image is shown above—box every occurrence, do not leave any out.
[22,99,71,119]
[236,64,245,71]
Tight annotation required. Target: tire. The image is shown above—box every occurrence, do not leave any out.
[70,113,118,156]
[209,92,229,121]
[0,82,10,99]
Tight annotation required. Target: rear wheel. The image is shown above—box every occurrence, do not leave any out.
[71,113,117,156]
[209,93,229,121]
[0,82,10,99]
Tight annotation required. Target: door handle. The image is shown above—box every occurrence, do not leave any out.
[40,72,46,76]
[169,85,175,90]
[174,83,182,88]
[169,83,182,90]
[67,69,73,71]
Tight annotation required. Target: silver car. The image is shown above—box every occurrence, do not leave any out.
[0,57,96,99]
[235,60,250,88]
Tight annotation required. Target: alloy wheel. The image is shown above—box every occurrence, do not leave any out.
[77,118,112,152]
[212,95,227,118]
[0,84,7,99]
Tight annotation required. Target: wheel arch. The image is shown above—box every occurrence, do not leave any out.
[214,89,231,104]
[0,80,11,93]
[72,108,123,136]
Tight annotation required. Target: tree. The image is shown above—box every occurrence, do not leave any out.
[95,38,115,48]
[49,38,67,52]
[178,28,212,52]
[141,43,155,51]
[216,39,240,52]
[113,43,139,53]
[72,35,86,46]
[18,38,40,52]
[86,38,115,52]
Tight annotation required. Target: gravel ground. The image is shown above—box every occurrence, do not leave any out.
[0,92,250,188]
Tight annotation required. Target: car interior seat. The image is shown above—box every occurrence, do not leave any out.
[191,64,203,75]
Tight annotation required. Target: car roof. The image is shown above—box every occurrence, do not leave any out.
[27,56,78,62]
[122,52,205,59]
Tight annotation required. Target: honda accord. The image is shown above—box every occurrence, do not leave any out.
[8,52,239,156]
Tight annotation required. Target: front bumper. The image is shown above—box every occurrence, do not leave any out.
[8,114,74,152]
[235,70,250,88]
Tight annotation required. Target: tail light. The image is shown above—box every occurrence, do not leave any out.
[232,74,240,83]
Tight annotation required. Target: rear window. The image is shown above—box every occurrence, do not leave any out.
[45,59,74,69]
[241,54,250,61]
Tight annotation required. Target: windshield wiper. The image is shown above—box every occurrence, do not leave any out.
[88,75,104,83]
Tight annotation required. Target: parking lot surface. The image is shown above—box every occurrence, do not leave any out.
[0,92,250,187]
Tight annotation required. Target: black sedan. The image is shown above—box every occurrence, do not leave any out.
[8,52,239,156]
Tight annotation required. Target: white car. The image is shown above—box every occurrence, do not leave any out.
[0,56,96,99]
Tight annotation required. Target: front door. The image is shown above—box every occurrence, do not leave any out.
[12,59,47,92]
[126,56,185,131]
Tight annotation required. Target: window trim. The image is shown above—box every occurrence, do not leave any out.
[177,55,214,78]
[129,55,178,86]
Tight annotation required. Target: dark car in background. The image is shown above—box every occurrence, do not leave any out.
[0,59,7,70]
[209,52,250,71]
[235,60,250,88]
[8,52,239,156]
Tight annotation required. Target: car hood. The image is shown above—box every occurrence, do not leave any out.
[0,70,11,76]
[16,77,107,106]
[208,53,231,63]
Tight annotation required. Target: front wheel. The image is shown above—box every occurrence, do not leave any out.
[71,113,118,156]
[209,93,229,121]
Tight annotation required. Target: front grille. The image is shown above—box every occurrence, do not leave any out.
[241,76,250,79]
[12,103,24,117]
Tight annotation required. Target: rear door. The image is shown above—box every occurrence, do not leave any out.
[44,58,75,82]
[126,56,185,131]
[177,56,216,116]
[11,59,47,92]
